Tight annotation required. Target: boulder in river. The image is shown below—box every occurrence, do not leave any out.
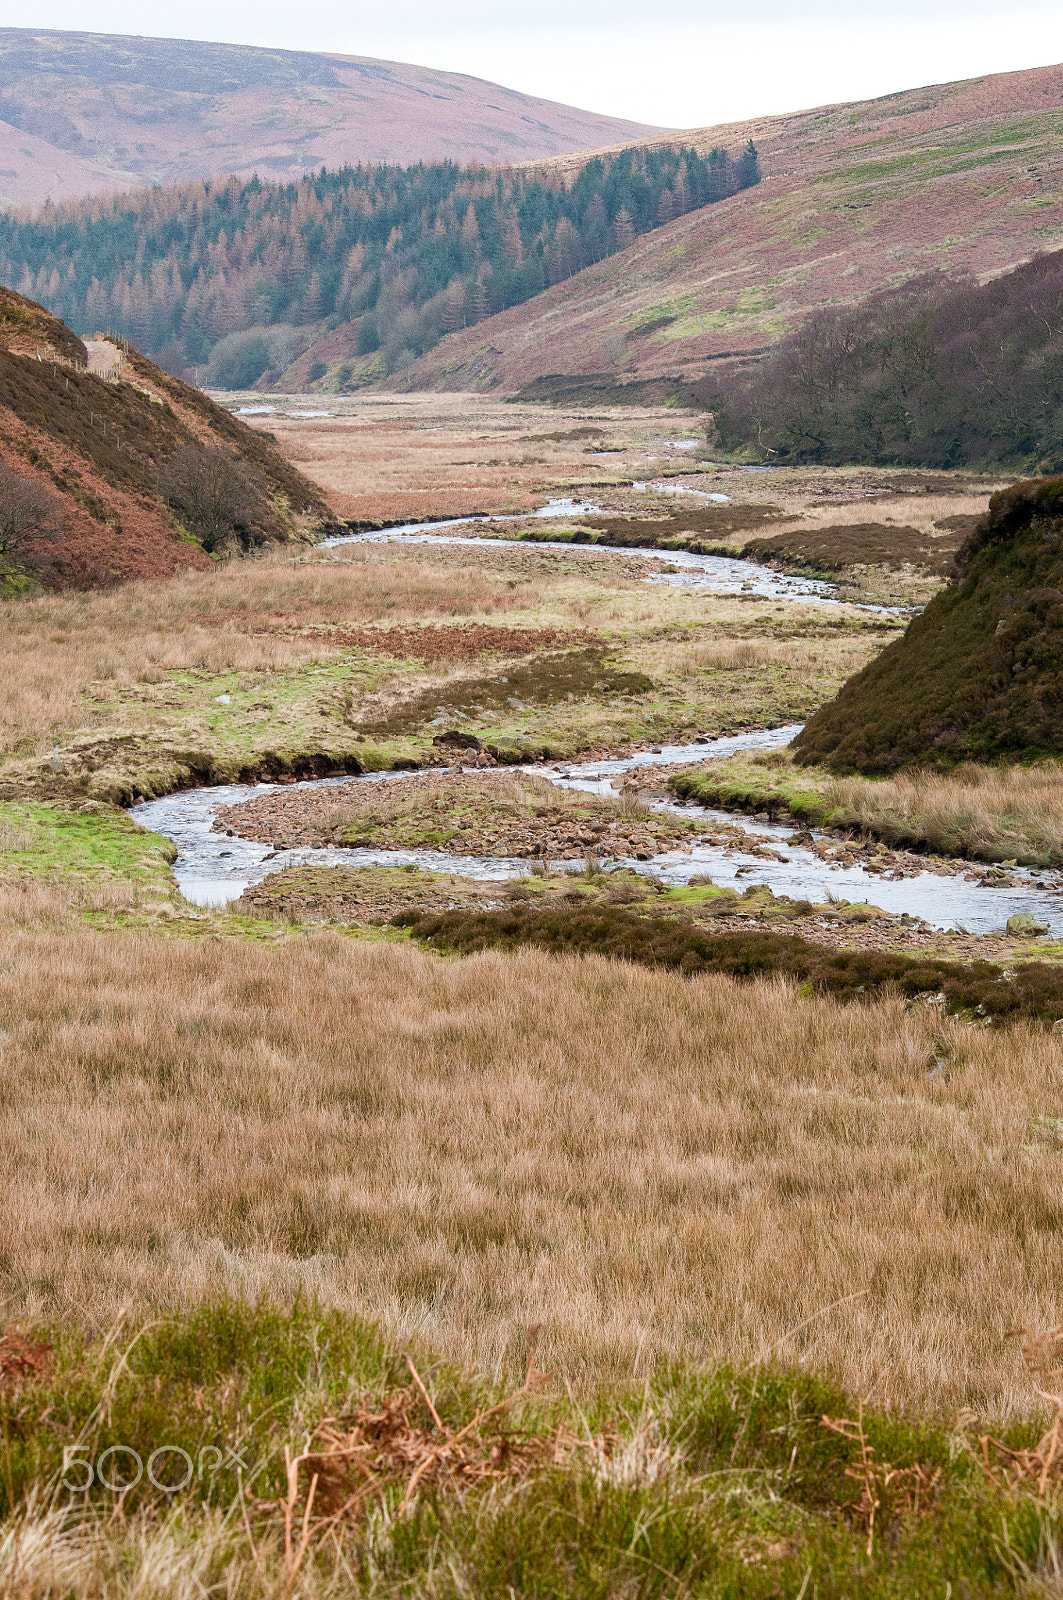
[1006,912,1051,937]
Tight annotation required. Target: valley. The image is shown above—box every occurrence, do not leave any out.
[4,33,1063,1594]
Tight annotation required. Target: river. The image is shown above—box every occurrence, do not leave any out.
[133,727,1063,936]
[132,506,1058,932]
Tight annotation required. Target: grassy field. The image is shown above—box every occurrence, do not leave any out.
[8,1302,1063,1599]
[5,1299,1063,1599]
[3,925,1063,1413]
[0,535,895,803]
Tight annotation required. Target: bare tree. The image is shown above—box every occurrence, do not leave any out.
[0,461,65,560]
[158,445,270,554]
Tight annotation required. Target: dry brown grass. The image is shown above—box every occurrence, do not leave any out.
[824,762,1063,865]
[256,395,691,520]
[2,926,1060,1418]
[0,546,587,760]
[670,638,871,681]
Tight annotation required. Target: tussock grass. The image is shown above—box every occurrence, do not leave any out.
[824,762,1063,865]
[671,638,867,680]
[2,927,1063,1417]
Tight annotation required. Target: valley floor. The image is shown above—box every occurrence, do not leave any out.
[5,396,1063,1595]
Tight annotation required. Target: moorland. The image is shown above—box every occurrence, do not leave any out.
[8,359,1063,1592]
[0,30,661,206]
[5,46,1063,1587]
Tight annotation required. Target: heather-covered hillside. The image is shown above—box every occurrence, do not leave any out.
[397,62,1063,400]
[793,477,1063,772]
[0,287,329,589]
[0,29,663,206]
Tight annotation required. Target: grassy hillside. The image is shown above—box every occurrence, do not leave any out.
[0,287,330,589]
[395,62,1063,399]
[794,475,1063,771]
[0,28,663,206]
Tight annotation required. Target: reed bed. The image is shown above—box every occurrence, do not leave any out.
[1,926,1060,1419]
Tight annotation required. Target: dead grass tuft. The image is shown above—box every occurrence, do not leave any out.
[0,1326,53,1390]
[0,545,580,760]
[824,762,1063,864]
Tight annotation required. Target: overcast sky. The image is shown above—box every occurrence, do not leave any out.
[16,0,1063,127]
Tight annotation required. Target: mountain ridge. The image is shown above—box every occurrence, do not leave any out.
[0,29,665,207]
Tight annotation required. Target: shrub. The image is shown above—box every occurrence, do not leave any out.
[702,250,1063,469]
[0,460,64,561]
[157,444,272,554]
[307,360,327,383]
[203,328,271,389]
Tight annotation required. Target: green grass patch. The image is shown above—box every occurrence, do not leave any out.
[0,1298,1055,1596]
[670,751,835,825]
[0,800,176,894]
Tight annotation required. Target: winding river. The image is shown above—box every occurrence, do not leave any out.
[134,727,1063,936]
[318,500,885,609]
[131,503,1062,934]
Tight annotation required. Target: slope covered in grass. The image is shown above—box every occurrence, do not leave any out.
[794,476,1063,771]
[0,28,664,206]
[399,62,1063,398]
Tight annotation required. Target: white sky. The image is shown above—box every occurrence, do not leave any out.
[10,0,1063,128]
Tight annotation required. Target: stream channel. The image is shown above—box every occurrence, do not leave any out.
[134,727,1063,936]
[132,500,1063,933]
[318,497,883,609]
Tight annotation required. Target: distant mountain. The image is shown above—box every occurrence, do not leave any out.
[393,63,1063,400]
[0,29,665,207]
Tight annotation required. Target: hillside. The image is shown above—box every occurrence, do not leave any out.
[793,476,1063,772]
[392,62,1063,399]
[0,287,329,588]
[0,29,664,208]
[0,146,758,384]
[711,249,1063,470]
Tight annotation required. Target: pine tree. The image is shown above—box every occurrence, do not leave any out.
[613,207,636,250]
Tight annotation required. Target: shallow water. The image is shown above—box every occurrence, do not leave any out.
[133,728,1063,935]
[321,505,859,608]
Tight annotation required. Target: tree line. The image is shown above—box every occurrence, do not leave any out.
[703,250,1063,470]
[0,141,760,384]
